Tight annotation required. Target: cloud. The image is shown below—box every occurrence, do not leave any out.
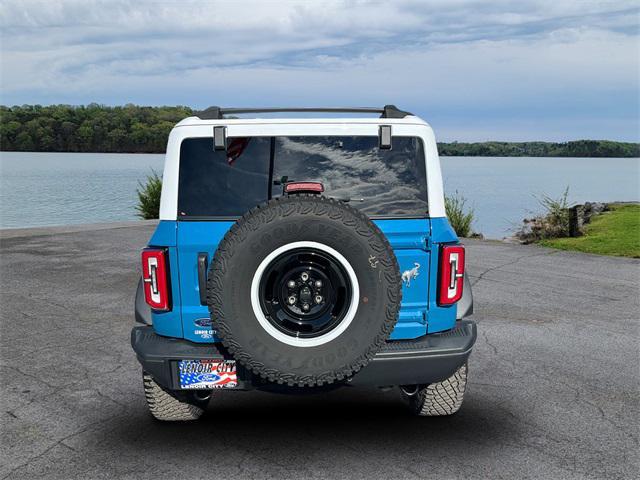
[0,0,638,140]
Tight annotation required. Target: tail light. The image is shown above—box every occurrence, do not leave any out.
[284,182,324,194]
[141,248,171,311]
[438,245,465,306]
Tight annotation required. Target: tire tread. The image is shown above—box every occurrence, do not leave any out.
[207,194,401,388]
[143,373,204,421]
[407,363,468,416]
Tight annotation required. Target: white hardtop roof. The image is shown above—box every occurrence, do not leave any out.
[159,107,446,220]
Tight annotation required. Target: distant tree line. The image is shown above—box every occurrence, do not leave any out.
[437,140,640,158]
[1,104,638,157]
[0,104,193,153]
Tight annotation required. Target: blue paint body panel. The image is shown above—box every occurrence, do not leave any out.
[426,217,460,333]
[176,221,235,343]
[149,220,177,247]
[145,216,460,342]
[430,217,458,244]
[149,247,184,338]
[374,219,430,340]
[148,221,182,338]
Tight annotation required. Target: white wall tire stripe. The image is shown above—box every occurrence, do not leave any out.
[250,241,360,347]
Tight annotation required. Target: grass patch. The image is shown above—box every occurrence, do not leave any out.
[540,204,640,258]
[445,191,475,237]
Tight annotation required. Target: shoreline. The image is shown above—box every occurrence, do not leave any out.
[0,219,158,240]
[2,150,639,159]
[0,220,629,261]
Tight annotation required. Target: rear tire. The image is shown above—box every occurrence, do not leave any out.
[143,373,208,421]
[401,363,468,416]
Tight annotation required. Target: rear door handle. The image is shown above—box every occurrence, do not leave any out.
[197,253,208,305]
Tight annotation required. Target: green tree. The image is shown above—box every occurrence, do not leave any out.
[1,104,638,156]
[14,131,34,151]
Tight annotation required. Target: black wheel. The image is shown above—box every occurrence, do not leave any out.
[258,245,353,340]
[207,194,401,387]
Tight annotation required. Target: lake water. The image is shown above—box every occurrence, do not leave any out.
[1,152,638,238]
[0,152,164,230]
[441,156,639,237]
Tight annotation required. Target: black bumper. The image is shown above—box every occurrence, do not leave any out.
[131,320,477,390]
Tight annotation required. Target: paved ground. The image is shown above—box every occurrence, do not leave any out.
[1,223,638,480]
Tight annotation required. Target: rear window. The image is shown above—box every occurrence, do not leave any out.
[178,136,427,218]
[178,137,271,217]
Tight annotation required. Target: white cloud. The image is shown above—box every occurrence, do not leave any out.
[0,0,638,140]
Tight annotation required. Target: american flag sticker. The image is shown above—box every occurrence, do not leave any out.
[178,360,238,389]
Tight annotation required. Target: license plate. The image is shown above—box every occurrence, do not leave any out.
[178,359,237,389]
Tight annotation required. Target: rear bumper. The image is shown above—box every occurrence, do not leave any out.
[131,320,476,390]
[348,320,476,386]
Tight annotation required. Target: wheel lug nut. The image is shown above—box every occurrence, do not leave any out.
[314,280,322,288]
[302,303,310,312]
[315,295,323,304]
[287,280,296,288]
[301,272,309,282]
[288,296,296,305]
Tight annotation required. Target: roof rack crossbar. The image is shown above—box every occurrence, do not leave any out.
[196,105,412,120]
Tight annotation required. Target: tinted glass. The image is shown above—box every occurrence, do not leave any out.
[273,136,427,217]
[177,135,427,218]
[178,137,270,217]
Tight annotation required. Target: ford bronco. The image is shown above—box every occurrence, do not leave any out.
[131,106,476,421]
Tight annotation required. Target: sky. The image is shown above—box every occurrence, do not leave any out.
[1,0,639,142]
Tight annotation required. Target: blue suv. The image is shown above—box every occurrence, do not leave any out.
[132,106,476,421]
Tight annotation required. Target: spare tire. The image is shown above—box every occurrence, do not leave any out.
[207,194,401,387]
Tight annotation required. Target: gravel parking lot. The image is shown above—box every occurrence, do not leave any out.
[1,222,638,479]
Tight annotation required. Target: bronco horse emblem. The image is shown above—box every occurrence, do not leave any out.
[401,262,420,287]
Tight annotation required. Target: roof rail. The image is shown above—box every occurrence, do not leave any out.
[195,105,413,120]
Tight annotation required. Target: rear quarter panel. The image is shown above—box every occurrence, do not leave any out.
[147,221,183,338]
